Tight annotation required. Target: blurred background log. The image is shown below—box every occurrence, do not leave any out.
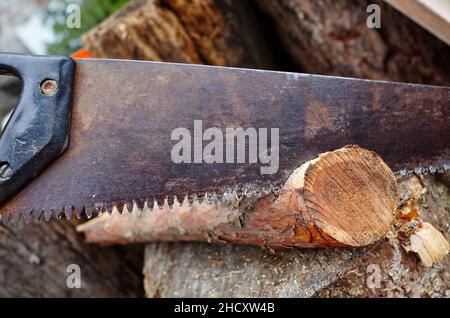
[83,0,278,69]
[255,0,450,84]
[79,0,449,297]
[0,219,144,297]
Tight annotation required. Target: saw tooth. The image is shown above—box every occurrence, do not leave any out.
[211,192,222,204]
[135,198,146,210]
[125,201,134,213]
[104,202,114,215]
[64,206,73,220]
[54,208,64,220]
[83,206,92,219]
[272,185,281,196]
[113,201,124,214]
[129,201,139,213]
[223,188,235,204]
[242,183,264,200]
[204,192,216,205]
[115,201,128,214]
[74,206,83,219]
[21,209,33,224]
[110,204,120,215]
[43,209,52,222]
[121,203,131,214]
[31,209,42,223]
[262,183,273,196]
[203,192,209,204]
[191,195,200,208]
[130,201,141,214]
[172,196,181,209]
[141,201,150,213]
[85,206,94,219]
[94,202,103,216]
[150,199,159,211]
[181,195,189,208]
[162,198,170,210]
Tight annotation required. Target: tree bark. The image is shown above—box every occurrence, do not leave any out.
[83,0,277,69]
[256,0,450,85]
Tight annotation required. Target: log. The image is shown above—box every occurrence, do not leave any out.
[256,0,450,85]
[78,146,397,249]
[83,0,277,69]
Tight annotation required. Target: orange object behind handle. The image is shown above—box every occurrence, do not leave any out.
[71,49,91,59]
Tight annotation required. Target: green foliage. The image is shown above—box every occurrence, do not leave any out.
[45,0,129,55]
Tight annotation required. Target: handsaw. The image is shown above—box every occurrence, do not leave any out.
[0,53,449,223]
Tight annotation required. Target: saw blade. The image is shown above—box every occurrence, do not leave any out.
[0,58,449,223]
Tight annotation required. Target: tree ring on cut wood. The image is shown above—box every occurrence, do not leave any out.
[298,145,397,246]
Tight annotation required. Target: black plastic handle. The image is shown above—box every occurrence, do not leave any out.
[0,53,75,207]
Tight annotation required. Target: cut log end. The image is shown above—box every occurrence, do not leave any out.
[288,145,397,247]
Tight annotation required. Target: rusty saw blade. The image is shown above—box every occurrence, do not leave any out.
[0,58,449,222]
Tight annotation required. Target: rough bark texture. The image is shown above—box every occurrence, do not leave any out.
[0,218,144,297]
[256,0,450,85]
[143,243,368,297]
[78,146,396,248]
[78,0,450,298]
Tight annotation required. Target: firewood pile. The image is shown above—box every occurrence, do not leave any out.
[1,0,449,298]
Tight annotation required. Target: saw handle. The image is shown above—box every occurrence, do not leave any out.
[0,53,75,208]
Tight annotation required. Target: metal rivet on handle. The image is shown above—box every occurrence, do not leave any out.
[41,79,58,96]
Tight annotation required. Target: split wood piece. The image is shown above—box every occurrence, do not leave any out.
[396,175,449,267]
[77,145,397,249]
